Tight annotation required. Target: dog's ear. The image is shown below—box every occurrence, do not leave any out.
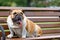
[9,9,13,15]
[22,10,24,13]
[10,9,15,12]
[9,9,15,15]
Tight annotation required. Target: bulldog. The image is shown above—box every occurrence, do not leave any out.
[7,9,42,38]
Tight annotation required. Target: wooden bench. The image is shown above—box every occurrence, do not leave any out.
[0,7,60,40]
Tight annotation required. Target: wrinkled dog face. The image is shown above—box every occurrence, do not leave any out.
[11,10,24,24]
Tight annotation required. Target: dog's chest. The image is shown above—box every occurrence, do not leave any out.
[12,28,22,36]
[12,24,22,37]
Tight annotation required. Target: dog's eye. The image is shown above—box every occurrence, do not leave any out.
[21,13,23,15]
[13,12,16,15]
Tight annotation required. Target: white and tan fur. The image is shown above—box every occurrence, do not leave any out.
[7,9,42,38]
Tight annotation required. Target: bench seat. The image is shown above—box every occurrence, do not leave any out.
[0,7,60,40]
[6,33,60,40]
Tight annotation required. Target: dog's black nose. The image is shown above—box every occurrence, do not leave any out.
[16,15,22,21]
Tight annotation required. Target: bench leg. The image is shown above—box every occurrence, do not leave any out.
[0,26,5,40]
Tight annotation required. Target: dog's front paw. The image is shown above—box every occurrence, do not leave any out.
[22,36,26,38]
[7,34,13,38]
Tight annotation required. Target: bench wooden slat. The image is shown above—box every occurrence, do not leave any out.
[6,33,60,40]
[7,34,57,40]
[0,18,60,23]
[2,25,8,30]
[6,38,26,40]
[25,11,60,17]
[1,29,60,35]
[0,10,60,17]
[1,24,60,30]
[38,24,60,28]
[2,24,60,29]
[0,18,6,23]
[0,11,9,17]
[1,29,60,37]
[0,32,10,37]
[1,7,60,10]
[43,29,60,34]
[29,18,60,22]
[26,34,60,40]
[1,23,60,29]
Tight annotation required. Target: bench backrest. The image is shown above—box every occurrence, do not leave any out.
[0,7,60,37]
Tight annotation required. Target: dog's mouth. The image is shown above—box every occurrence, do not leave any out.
[18,20,22,27]
[12,18,22,24]
[16,20,22,24]
[12,18,22,27]
[12,14,23,23]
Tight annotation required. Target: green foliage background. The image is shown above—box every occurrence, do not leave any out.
[0,0,60,7]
